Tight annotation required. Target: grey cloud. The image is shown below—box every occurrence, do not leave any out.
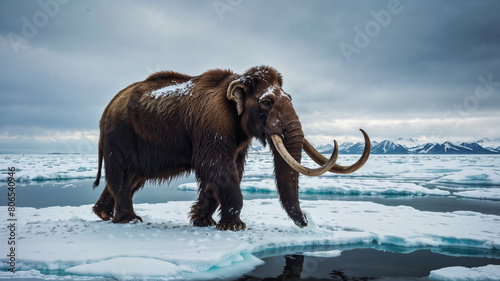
[1,0,499,152]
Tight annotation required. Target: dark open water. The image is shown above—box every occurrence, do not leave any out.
[240,247,500,281]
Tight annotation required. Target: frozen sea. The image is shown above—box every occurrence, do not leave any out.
[0,153,499,280]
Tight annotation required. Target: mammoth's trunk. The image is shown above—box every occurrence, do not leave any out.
[270,120,308,227]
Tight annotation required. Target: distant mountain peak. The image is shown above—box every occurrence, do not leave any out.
[396,137,418,142]
[372,140,408,154]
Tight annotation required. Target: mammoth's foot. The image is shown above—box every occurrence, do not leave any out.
[216,219,246,231]
[93,187,115,221]
[112,211,143,224]
[94,208,114,221]
[191,216,216,227]
[93,203,114,221]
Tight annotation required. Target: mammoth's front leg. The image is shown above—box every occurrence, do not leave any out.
[196,162,246,231]
[215,174,245,231]
[189,181,219,227]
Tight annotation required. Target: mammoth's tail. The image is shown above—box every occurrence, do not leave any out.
[93,134,103,189]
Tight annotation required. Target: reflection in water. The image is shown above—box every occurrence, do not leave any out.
[238,254,374,281]
[237,255,303,281]
[330,270,375,281]
[239,248,500,281]
[278,255,303,280]
[263,255,304,280]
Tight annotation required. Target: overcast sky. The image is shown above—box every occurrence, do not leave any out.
[1,0,499,153]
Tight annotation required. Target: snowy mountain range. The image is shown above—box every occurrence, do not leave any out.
[248,138,500,154]
[316,138,500,155]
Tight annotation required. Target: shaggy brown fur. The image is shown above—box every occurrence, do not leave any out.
[93,66,308,230]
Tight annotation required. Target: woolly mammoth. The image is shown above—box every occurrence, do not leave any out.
[92,66,370,230]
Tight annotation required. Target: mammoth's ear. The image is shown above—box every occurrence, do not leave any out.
[227,80,248,116]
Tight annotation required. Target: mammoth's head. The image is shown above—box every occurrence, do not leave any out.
[227,66,296,145]
[227,66,371,227]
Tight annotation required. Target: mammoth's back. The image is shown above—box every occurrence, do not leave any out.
[100,69,239,145]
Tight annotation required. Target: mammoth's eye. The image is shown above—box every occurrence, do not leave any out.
[260,98,273,108]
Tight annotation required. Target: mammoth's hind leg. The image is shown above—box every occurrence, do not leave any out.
[189,181,219,227]
[109,174,143,224]
[93,184,115,221]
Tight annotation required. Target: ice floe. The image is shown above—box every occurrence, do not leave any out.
[455,188,500,200]
[1,199,498,280]
[301,249,342,258]
[429,264,500,281]
[179,178,449,196]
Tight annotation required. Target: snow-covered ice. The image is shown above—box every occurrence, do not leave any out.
[1,199,499,280]
[433,166,500,186]
[66,257,184,278]
[0,154,98,182]
[455,188,500,200]
[301,249,342,258]
[429,264,500,281]
[179,178,450,196]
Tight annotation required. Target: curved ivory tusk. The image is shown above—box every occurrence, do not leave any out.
[271,135,338,176]
[303,129,371,174]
